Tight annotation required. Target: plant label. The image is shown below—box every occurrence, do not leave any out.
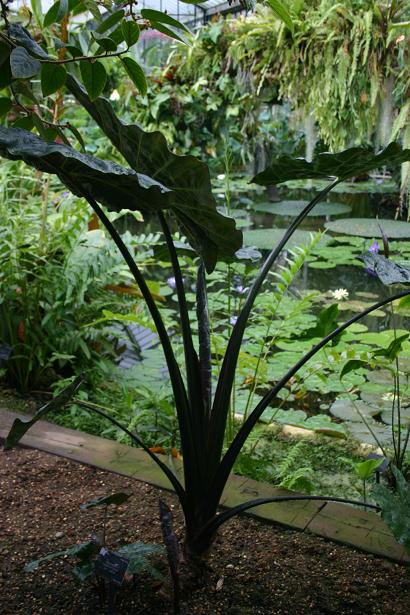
[94,548,130,586]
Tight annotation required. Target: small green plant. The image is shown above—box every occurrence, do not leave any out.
[355,457,385,504]
[374,465,410,558]
[25,491,163,613]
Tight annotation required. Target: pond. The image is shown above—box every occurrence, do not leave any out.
[111,175,410,460]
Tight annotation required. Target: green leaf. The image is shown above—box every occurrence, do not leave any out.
[56,0,69,21]
[398,295,410,311]
[8,24,49,59]
[0,127,173,214]
[301,304,339,340]
[252,143,410,185]
[116,541,164,578]
[44,1,62,27]
[95,36,118,53]
[150,21,190,45]
[96,9,125,34]
[372,333,409,361]
[44,0,77,27]
[30,0,43,26]
[121,57,147,96]
[121,19,140,47]
[81,0,101,21]
[10,47,41,79]
[355,458,384,480]
[25,541,95,573]
[80,492,131,509]
[66,123,85,149]
[66,75,242,272]
[0,97,12,117]
[13,115,34,130]
[41,63,67,96]
[374,466,410,555]
[72,560,95,582]
[0,42,11,68]
[141,9,191,34]
[340,359,368,380]
[4,376,83,449]
[79,61,107,101]
[267,0,294,32]
[0,58,12,89]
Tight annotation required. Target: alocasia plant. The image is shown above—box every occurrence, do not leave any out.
[2,21,410,591]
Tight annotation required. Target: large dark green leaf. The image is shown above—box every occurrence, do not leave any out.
[80,492,131,509]
[8,24,49,59]
[252,143,410,185]
[4,375,83,450]
[0,41,11,68]
[0,127,173,213]
[65,75,242,272]
[362,252,410,285]
[10,47,41,79]
[6,24,241,270]
[374,466,410,555]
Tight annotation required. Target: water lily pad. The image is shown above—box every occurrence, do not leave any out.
[380,406,410,426]
[303,414,346,437]
[359,392,394,410]
[261,407,308,425]
[366,370,394,385]
[329,399,380,422]
[337,300,385,317]
[347,421,393,446]
[243,228,327,251]
[325,218,410,239]
[254,200,351,217]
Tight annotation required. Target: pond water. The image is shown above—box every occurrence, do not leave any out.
[117,177,409,333]
[114,178,410,445]
[219,179,408,331]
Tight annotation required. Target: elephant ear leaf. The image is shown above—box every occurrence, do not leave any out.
[80,492,132,509]
[65,75,242,272]
[252,143,410,185]
[4,375,83,450]
[0,127,172,212]
[362,252,410,285]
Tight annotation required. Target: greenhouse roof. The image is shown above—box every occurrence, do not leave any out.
[138,0,246,25]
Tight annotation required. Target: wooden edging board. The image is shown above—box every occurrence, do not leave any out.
[0,408,408,563]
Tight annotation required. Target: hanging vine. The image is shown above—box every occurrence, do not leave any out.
[137,1,409,173]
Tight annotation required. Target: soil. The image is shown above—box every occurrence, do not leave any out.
[1,448,409,615]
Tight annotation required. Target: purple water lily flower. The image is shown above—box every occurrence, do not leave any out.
[167,276,177,289]
[366,241,379,277]
[368,241,379,254]
[235,285,249,295]
[230,315,238,326]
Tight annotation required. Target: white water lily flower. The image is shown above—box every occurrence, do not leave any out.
[330,288,349,301]
[110,89,120,101]
[217,174,226,180]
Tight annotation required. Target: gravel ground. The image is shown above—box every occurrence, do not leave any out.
[1,447,409,614]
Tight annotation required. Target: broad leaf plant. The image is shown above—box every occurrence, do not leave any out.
[2,3,410,580]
